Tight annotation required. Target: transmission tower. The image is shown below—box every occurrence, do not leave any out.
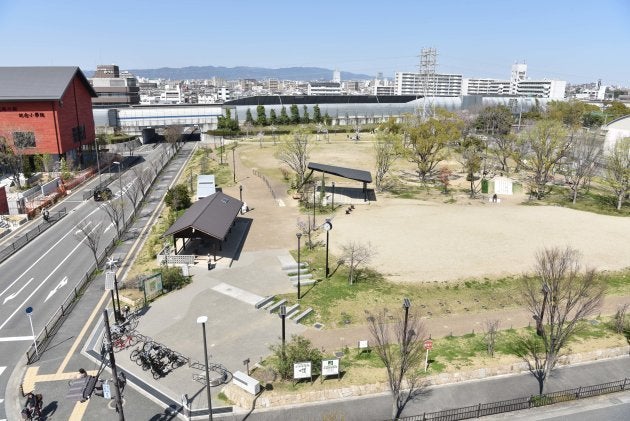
[419,47,438,120]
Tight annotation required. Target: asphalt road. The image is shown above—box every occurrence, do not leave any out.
[0,142,180,420]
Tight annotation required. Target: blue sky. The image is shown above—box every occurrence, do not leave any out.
[0,0,628,86]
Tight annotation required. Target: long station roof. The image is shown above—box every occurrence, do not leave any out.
[307,162,372,183]
[163,191,242,241]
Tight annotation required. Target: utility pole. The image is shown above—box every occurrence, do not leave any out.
[103,309,125,420]
[419,47,438,121]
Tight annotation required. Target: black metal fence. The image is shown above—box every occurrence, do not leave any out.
[395,378,630,421]
[252,168,278,200]
[0,208,67,264]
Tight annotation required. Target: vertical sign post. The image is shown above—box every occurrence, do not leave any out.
[25,307,38,358]
[423,339,433,372]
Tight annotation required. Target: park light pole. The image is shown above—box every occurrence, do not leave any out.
[312,183,316,226]
[279,305,287,363]
[402,298,411,347]
[296,233,302,300]
[331,182,335,210]
[323,219,333,277]
[239,185,243,202]
[95,136,102,184]
[197,316,213,421]
[113,161,125,229]
[103,309,125,420]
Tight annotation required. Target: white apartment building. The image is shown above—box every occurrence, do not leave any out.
[307,81,342,95]
[159,84,183,104]
[374,85,395,95]
[516,80,566,100]
[510,63,528,94]
[394,72,463,96]
[463,78,510,95]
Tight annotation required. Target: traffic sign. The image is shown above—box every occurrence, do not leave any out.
[423,339,433,350]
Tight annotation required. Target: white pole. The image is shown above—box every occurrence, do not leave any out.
[424,348,429,372]
[27,313,39,357]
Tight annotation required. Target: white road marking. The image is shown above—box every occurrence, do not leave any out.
[44,276,69,302]
[0,366,5,376]
[0,337,34,342]
[211,282,263,306]
[0,206,100,299]
[104,222,114,233]
[2,278,34,304]
[0,222,102,331]
[277,199,285,207]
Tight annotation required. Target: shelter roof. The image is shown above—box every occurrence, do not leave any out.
[307,162,372,183]
[163,191,242,241]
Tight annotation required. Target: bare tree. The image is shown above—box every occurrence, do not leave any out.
[74,220,104,267]
[163,125,182,151]
[367,307,427,419]
[257,131,264,148]
[101,198,125,238]
[124,178,143,213]
[374,133,399,191]
[484,319,500,357]
[340,241,376,285]
[0,133,27,189]
[242,121,254,138]
[516,246,605,395]
[132,164,151,196]
[564,131,602,204]
[297,216,315,250]
[604,137,630,210]
[613,303,628,335]
[517,120,571,199]
[275,129,312,190]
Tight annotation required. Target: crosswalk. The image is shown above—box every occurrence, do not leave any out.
[0,365,6,421]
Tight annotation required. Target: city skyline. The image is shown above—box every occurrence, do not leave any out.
[0,0,629,86]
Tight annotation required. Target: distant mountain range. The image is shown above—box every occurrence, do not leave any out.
[86,66,373,81]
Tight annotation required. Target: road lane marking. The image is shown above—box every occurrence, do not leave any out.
[0,222,102,331]
[0,366,5,376]
[2,277,34,304]
[104,222,114,233]
[0,207,100,299]
[0,336,34,342]
[44,276,69,302]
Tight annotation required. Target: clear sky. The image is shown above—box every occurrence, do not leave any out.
[0,0,628,86]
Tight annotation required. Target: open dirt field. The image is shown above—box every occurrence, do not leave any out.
[234,140,630,283]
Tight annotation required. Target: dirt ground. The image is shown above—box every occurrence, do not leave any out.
[232,139,630,283]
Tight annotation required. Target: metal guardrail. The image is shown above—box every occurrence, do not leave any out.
[395,378,630,421]
[252,169,278,200]
[0,208,67,264]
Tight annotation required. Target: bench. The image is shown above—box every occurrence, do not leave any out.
[232,370,260,395]
[255,296,275,309]
[267,299,287,314]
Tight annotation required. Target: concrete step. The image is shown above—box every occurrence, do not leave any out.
[288,273,312,282]
[255,296,275,309]
[293,308,313,324]
[291,279,316,287]
[267,299,287,314]
[285,303,300,318]
[284,268,311,275]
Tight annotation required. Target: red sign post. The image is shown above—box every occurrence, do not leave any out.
[423,339,433,372]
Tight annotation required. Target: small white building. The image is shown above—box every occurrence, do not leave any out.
[307,82,342,96]
[602,115,630,151]
[197,175,216,199]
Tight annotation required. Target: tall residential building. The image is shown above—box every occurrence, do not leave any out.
[89,64,140,106]
[510,63,527,94]
[516,80,566,100]
[463,78,510,95]
[332,69,341,83]
[394,72,463,96]
[307,82,342,95]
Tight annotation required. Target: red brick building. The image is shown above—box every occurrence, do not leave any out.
[0,67,97,164]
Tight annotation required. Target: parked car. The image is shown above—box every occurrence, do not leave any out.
[93,187,113,201]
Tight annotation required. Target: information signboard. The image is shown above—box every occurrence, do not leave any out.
[293,361,312,379]
[321,359,340,376]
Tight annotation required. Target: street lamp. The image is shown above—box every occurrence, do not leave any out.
[279,305,287,362]
[113,161,125,229]
[197,316,213,421]
[239,185,243,202]
[402,298,411,347]
[296,233,302,300]
[312,183,316,227]
[323,219,333,277]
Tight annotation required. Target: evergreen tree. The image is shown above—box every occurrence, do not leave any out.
[269,109,278,125]
[324,111,332,126]
[279,106,290,125]
[245,108,255,125]
[256,105,268,126]
[290,104,300,124]
[313,104,322,123]
[302,105,310,124]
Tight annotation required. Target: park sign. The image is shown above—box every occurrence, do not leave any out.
[293,361,312,379]
[321,359,340,377]
[424,339,433,350]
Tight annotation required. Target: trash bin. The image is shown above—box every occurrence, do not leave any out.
[207,262,214,270]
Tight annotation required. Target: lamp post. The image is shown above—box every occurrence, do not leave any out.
[296,233,302,300]
[197,316,213,421]
[103,309,125,420]
[331,182,335,210]
[25,307,38,358]
[279,305,287,362]
[323,219,333,277]
[95,136,102,184]
[312,183,316,226]
[402,298,411,347]
[113,161,125,229]
[239,185,243,202]
[232,146,236,183]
